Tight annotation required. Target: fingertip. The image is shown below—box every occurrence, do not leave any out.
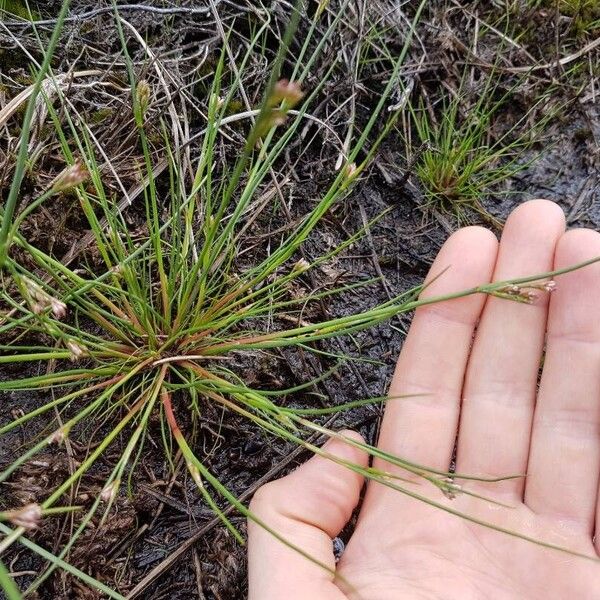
[509,199,565,227]
[552,229,600,311]
[336,429,365,443]
[249,431,368,539]
[439,225,498,267]
[506,199,565,237]
[447,225,498,250]
[555,228,600,266]
[422,225,498,300]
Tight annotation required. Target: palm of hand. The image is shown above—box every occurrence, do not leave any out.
[338,494,598,599]
[249,202,600,600]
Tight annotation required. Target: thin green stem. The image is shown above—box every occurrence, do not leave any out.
[0,0,71,266]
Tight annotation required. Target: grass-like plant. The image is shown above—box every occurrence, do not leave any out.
[0,1,598,597]
[405,69,557,226]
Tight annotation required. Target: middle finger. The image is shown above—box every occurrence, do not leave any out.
[455,200,565,498]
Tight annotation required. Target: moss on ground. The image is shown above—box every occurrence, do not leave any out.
[0,0,39,20]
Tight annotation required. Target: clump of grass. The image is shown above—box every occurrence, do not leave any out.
[0,1,442,593]
[404,70,555,226]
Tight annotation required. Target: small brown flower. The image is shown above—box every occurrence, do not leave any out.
[493,284,538,304]
[268,79,304,108]
[49,426,69,445]
[254,79,305,139]
[529,280,556,293]
[270,109,288,126]
[50,297,68,320]
[5,503,42,530]
[292,258,310,273]
[188,462,204,488]
[493,279,557,305]
[51,161,88,193]
[345,162,358,179]
[439,477,462,500]
[31,301,45,315]
[213,94,225,110]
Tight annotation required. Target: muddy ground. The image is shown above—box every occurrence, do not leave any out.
[0,1,598,598]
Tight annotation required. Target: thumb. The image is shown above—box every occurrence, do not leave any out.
[247,430,367,600]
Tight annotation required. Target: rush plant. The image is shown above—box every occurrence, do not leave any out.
[405,68,557,226]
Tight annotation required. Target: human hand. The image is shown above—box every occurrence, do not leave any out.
[247,200,600,599]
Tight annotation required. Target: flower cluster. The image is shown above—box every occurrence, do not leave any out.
[51,161,88,193]
[136,80,151,115]
[21,276,67,318]
[4,503,42,530]
[255,79,304,138]
[492,280,556,304]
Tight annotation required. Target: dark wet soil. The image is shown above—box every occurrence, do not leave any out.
[0,1,598,598]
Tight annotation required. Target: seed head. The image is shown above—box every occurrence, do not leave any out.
[269,109,287,127]
[493,284,537,304]
[292,258,310,273]
[212,94,225,110]
[49,426,69,445]
[188,462,204,488]
[440,477,462,500]
[22,276,68,319]
[66,339,87,361]
[31,301,45,315]
[136,80,151,114]
[255,79,305,139]
[22,276,44,299]
[50,297,67,319]
[493,279,557,305]
[51,161,88,193]
[5,503,42,530]
[100,480,120,503]
[529,280,556,293]
[345,162,358,179]
[268,79,304,108]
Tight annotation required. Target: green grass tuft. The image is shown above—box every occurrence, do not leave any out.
[405,71,557,226]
